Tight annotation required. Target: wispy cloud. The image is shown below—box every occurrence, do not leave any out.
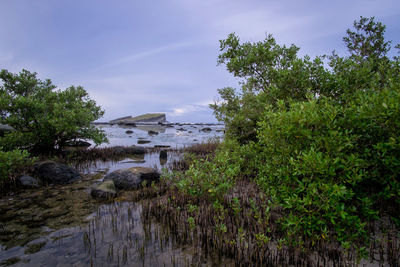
[101,41,193,69]
[1,0,399,123]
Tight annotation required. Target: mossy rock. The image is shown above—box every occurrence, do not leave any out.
[90,180,117,199]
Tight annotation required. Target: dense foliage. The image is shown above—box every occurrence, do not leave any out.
[0,69,107,154]
[173,16,400,256]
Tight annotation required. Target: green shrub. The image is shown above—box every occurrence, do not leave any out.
[0,147,35,190]
[174,140,243,200]
[199,16,400,255]
[0,69,107,154]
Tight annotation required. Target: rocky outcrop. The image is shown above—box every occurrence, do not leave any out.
[104,167,159,190]
[110,113,166,125]
[109,116,132,124]
[90,180,117,199]
[18,175,40,188]
[34,161,81,185]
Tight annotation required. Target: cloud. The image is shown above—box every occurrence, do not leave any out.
[169,103,210,117]
[1,0,399,123]
[101,41,194,69]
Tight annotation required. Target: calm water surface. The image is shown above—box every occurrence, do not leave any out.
[0,124,229,266]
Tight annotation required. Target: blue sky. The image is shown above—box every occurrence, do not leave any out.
[1,0,399,122]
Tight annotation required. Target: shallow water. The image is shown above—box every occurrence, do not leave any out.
[95,124,224,148]
[0,125,229,266]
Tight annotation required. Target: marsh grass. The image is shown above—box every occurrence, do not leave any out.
[134,140,400,266]
[142,177,400,266]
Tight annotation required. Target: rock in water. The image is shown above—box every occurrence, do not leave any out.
[34,161,81,184]
[125,130,134,134]
[137,140,151,144]
[18,175,39,188]
[104,167,159,190]
[159,150,167,160]
[159,150,167,165]
[148,130,158,136]
[90,180,117,199]
[200,127,212,132]
[110,113,166,125]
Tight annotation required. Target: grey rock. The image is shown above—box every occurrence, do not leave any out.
[90,180,117,199]
[0,124,14,137]
[104,167,159,190]
[200,127,212,132]
[0,124,14,131]
[18,175,39,188]
[159,151,167,165]
[125,130,134,134]
[137,140,151,144]
[148,130,158,136]
[111,113,166,125]
[159,150,167,160]
[34,161,81,185]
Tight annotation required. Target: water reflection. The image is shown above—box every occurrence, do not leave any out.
[0,125,228,266]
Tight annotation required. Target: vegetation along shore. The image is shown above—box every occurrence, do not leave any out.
[0,17,399,266]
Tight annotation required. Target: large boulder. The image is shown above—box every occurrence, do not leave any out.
[104,167,159,190]
[90,180,117,199]
[34,161,81,184]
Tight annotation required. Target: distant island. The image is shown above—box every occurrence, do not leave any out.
[108,113,167,125]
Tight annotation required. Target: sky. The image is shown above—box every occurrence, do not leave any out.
[1,0,399,123]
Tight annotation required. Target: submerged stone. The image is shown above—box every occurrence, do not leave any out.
[18,175,39,189]
[25,241,47,254]
[90,180,117,199]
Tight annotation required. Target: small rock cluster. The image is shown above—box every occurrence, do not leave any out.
[17,160,82,188]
